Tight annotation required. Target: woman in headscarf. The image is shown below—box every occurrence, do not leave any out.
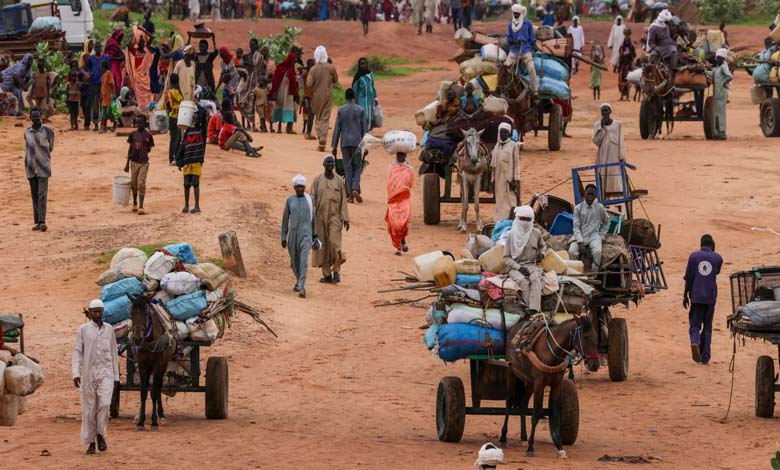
[306,45,338,148]
[352,57,377,130]
[607,15,625,73]
[490,122,520,222]
[503,206,546,313]
[385,152,414,256]
[618,27,636,100]
[1,53,33,116]
[270,50,300,134]
[117,86,138,127]
[125,27,153,113]
[105,29,126,96]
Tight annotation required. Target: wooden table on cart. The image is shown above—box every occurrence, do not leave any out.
[111,338,229,420]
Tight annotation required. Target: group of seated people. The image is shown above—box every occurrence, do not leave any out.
[206,98,263,157]
[496,184,610,314]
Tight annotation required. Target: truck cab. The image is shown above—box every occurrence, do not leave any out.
[22,0,92,49]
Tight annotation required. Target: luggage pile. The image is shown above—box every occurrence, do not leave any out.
[96,243,234,344]
[0,318,44,426]
[416,229,599,363]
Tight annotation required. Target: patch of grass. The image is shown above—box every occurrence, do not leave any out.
[206,258,226,269]
[332,83,346,107]
[347,56,430,80]
[95,242,176,266]
[731,13,776,26]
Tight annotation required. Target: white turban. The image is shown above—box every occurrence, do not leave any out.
[323,154,335,163]
[509,206,535,256]
[658,9,672,22]
[600,102,612,112]
[475,443,504,467]
[498,122,512,142]
[615,15,623,24]
[292,174,307,187]
[572,15,579,22]
[89,299,104,310]
[511,3,525,14]
[314,45,328,64]
[715,48,728,59]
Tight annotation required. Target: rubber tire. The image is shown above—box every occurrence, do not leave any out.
[205,356,229,419]
[755,355,775,418]
[423,172,441,226]
[436,376,465,442]
[559,378,579,446]
[548,104,562,151]
[607,317,629,382]
[760,98,780,137]
[110,382,120,419]
[639,100,654,140]
[703,96,716,140]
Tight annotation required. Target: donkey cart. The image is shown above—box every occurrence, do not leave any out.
[437,357,579,445]
[110,338,229,420]
[727,267,780,418]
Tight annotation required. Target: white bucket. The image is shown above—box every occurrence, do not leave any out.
[113,175,131,205]
[177,100,197,129]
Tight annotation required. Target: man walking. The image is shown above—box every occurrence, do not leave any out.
[568,184,610,272]
[683,235,723,365]
[282,175,318,298]
[311,155,350,284]
[306,46,339,152]
[568,16,585,73]
[25,108,54,232]
[72,299,120,455]
[709,48,733,140]
[332,88,367,203]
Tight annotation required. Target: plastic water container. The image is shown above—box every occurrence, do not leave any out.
[432,256,457,287]
[112,176,131,205]
[414,251,447,282]
[478,244,506,273]
[541,249,568,274]
[549,211,574,236]
[177,100,197,129]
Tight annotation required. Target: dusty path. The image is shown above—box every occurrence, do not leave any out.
[0,19,778,469]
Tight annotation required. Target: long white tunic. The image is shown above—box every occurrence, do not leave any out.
[592,120,626,195]
[72,321,119,445]
[607,23,625,69]
[490,140,521,222]
[568,25,585,51]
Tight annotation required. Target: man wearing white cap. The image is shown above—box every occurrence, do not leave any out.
[282,175,318,298]
[72,299,119,455]
[567,16,585,73]
[706,48,732,140]
[311,155,350,284]
[646,9,678,70]
[504,4,537,93]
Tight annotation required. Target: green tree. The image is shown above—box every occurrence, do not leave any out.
[35,42,70,112]
[247,26,302,64]
[697,0,746,23]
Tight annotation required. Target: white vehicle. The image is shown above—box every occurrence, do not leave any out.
[22,0,93,49]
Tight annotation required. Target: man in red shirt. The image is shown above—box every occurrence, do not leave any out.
[218,107,261,157]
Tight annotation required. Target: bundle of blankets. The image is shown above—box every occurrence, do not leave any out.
[731,301,780,332]
[95,243,234,345]
[422,272,594,363]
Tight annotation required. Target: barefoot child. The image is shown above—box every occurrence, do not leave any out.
[99,61,116,132]
[125,115,154,214]
[66,60,86,130]
[176,115,205,213]
[589,45,604,101]
[29,59,50,117]
[253,77,269,133]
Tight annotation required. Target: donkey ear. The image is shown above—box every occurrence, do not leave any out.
[461,129,468,136]
[477,129,485,136]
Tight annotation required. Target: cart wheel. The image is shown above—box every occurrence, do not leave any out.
[755,355,775,418]
[760,98,780,137]
[205,356,229,419]
[639,100,652,139]
[548,104,562,151]
[607,317,629,382]
[703,96,717,140]
[436,376,465,442]
[423,172,441,226]
[559,378,579,445]
[110,382,120,419]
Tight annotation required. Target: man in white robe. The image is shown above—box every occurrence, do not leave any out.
[72,299,120,455]
[568,16,585,73]
[592,103,626,197]
[607,16,625,72]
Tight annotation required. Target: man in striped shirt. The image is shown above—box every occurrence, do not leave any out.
[24,108,54,232]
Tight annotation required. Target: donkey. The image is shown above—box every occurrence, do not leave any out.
[127,294,176,431]
[455,127,489,233]
[503,314,600,458]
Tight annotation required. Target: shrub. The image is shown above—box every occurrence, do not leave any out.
[697,0,746,24]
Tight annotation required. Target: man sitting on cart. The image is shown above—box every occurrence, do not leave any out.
[504,205,547,314]
[504,4,537,94]
[646,9,679,70]
[568,184,610,272]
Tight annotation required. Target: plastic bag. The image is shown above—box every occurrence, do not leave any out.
[167,291,207,321]
[483,96,508,115]
[161,271,201,296]
[480,44,507,62]
[164,243,198,264]
[372,103,383,128]
[101,277,144,302]
[144,252,175,280]
[460,56,499,81]
[184,263,229,290]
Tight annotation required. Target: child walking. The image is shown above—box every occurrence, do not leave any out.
[167,73,183,165]
[589,45,604,101]
[99,61,116,133]
[66,61,85,130]
[30,59,51,118]
[253,77,269,133]
[176,117,205,213]
[125,115,154,215]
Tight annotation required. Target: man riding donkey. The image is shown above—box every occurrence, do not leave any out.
[501,4,537,96]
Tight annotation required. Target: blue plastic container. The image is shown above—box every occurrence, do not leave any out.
[549,211,574,236]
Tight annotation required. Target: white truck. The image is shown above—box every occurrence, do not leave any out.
[22,0,93,49]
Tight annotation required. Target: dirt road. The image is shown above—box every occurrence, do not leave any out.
[0,19,777,469]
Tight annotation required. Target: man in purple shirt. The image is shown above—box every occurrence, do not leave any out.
[683,234,723,364]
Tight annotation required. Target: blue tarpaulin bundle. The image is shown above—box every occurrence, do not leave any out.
[167,291,207,321]
[101,277,144,302]
[437,323,506,362]
[164,243,198,264]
